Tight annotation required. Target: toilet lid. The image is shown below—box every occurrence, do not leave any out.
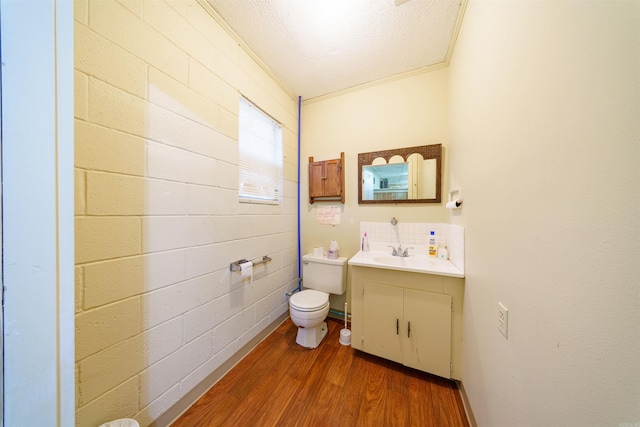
[290,289,329,311]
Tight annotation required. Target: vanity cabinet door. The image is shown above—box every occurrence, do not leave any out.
[361,281,452,378]
[363,281,403,364]
[402,289,452,378]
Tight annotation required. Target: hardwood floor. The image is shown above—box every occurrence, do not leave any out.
[172,317,469,427]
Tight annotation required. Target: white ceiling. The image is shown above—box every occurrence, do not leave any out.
[205,0,466,101]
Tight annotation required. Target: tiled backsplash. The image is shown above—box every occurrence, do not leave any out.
[360,221,465,273]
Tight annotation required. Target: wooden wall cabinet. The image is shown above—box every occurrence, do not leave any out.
[351,266,464,380]
[309,152,344,204]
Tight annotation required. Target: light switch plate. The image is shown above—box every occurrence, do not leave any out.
[498,302,509,339]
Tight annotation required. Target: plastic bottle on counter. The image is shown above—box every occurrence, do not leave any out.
[438,242,449,260]
[328,240,340,259]
[362,232,370,252]
[428,230,437,257]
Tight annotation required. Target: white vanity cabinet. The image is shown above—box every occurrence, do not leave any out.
[351,266,464,380]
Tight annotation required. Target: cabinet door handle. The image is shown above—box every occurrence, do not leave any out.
[407,321,411,338]
[396,319,399,335]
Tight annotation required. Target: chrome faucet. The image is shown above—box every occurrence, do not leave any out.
[387,244,414,257]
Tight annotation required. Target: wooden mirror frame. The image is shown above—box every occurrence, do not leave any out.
[357,144,442,204]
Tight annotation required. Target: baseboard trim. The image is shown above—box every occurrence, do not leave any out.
[457,380,477,427]
[151,312,289,427]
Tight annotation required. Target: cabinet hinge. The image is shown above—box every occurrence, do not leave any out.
[450,362,453,376]
[451,301,454,312]
[362,285,365,295]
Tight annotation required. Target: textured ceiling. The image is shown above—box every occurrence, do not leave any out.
[205,0,465,101]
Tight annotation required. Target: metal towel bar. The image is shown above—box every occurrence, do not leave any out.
[230,255,272,272]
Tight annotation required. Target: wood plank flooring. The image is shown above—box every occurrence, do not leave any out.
[172,317,469,427]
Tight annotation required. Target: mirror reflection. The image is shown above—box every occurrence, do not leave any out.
[358,144,442,204]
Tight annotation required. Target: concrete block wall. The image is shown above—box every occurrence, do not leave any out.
[74,1,298,425]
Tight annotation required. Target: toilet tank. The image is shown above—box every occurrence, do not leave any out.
[302,253,347,294]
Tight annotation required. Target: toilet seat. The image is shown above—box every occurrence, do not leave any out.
[290,289,329,312]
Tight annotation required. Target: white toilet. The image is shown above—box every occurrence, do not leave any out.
[289,253,347,348]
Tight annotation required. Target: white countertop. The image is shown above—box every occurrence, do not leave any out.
[348,249,465,278]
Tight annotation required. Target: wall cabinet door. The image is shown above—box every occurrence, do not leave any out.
[308,153,344,203]
[309,160,327,198]
[362,281,452,378]
[322,159,342,196]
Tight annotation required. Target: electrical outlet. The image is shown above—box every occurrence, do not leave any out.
[498,302,509,339]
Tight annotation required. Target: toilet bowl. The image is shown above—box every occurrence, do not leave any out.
[290,253,347,349]
[289,289,330,348]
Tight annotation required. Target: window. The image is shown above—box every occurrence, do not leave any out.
[238,97,283,204]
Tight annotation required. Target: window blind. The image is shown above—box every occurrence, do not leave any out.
[238,97,283,204]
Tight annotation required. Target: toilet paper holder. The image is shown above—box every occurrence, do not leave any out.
[447,188,463,209]
[230,255,272,272]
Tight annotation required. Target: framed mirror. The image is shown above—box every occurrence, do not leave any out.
[358,144,442,204]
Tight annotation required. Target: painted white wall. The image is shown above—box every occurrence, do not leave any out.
[1,0,75,425]
[73,1,298,425]
[301,69,450,256]
[301,70,450,309]
[4,1,638,425]
[447,1,640,425]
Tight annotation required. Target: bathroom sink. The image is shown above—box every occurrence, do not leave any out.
[348,249,464,278]
[373,256,407,265]
[373,255,437,268]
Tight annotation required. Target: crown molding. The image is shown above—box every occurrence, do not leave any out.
[445,0,468,64]
[197,0,468,107]
[301,62,449,106]
[196,0,296,101]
